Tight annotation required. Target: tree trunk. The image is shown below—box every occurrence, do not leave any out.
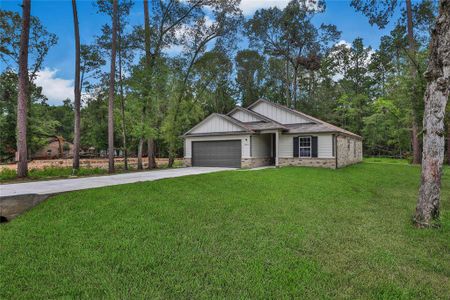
[284,59,290,108]
[108,0,118,173]
[292,65,298,109]
[72,0,81,171]
[137,138,144,170]
[147,138,156,169]
[447,121,450,165]
[143,0,157,170]
[415,0,449,228]
[406,0,421,164]
[117,9,128,171]
[16,0,31,178]
[411,119,421,163]
[144,0,151,66]
[168,154,174,168]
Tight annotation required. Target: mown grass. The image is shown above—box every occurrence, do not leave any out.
[1,163,449,298]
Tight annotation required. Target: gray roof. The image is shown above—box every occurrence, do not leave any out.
[246,99,362,139]
[183,99,361,139]
[244,122,287,131]
[284,122,361,139]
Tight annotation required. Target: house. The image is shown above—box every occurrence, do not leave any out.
[31,136,74,159]
[182,98,362,169]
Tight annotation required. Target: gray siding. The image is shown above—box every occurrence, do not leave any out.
[279,133,334,158]
[250,101,310,124]
[230,110,261,122]
[251,134,272,158]
[190,115,244,134]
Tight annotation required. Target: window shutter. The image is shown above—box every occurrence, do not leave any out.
[293,136,299,157]
[312,136,318,157]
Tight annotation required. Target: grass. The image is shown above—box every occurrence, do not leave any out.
[0,160,184,183]
[0,166,107,182]
[364,157,410,164]
[1,163,449,298]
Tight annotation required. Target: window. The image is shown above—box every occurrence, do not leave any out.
[299,136,311,157]
[354,140,356,158]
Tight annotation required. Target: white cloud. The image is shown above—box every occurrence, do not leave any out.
[335,39,352,48]
[240,0,290,16]
[34,68,74,105]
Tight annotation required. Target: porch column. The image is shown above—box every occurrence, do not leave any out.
[275,130,279,167]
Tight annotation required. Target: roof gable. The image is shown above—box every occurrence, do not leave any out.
[248,99,362,139]
[248,99,314,124]
[184,113,251,135]
[228,107,269,123]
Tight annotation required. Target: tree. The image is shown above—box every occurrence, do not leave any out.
[351,0,436,164]
[235,50,265,106]
[96,0,134,171]
[143,0,156,169]
[80,44,105,91]
[72,0,81,171]
[0,10,58,82]
[0,71,51,162]
[108,0,118,173]
[80,91,109,151]
[134,0,210,169]
[163,0,243,167]
[368,36,395,97]
[405,0,421,165]
[415,0,449,228]
[193,50,236,114]
[16,0,31,178]
[332,38,373,135]
[245,0,340,108]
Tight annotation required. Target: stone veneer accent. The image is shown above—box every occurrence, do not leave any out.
[336,135,363,168]
[278,157,336,169]
[241,157,273,168]
[183,158,192,167]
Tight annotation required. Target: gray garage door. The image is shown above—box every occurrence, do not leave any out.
[192,140,241,168]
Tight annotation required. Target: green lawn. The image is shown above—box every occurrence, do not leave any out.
[1,163,449,299]
[364,157,410,164]
[0,160,184,183]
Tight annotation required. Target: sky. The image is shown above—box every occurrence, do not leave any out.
[1,0,403,105]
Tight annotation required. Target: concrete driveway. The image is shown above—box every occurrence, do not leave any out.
[0,167,234,198]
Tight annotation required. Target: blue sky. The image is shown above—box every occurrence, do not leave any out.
[1,0,402,105]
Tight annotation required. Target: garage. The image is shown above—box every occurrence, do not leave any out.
[192,140,241,168]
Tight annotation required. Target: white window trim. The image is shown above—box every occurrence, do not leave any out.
[299,136,312,158]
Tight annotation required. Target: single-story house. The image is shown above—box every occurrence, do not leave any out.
[31,137,73,159]
[182,98,362,169]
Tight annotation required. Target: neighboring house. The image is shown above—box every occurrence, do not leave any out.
[182,98,362,169]
[32,137,74,159]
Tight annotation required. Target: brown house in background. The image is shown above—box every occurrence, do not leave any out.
[31,136,74,159]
